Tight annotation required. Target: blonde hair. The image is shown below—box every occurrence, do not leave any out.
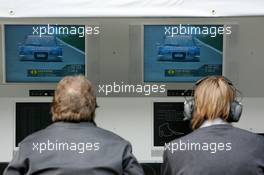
[51,75,97,122]
[192,76,236,129]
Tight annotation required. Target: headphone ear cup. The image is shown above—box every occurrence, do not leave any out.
[229,101,243,122]
[184,99,195,121]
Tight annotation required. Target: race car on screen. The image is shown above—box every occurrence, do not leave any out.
[18,35,63,62]
[157,35,200,62]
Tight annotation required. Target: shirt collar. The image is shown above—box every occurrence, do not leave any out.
[49,121,96,128]
[200,118,229,128]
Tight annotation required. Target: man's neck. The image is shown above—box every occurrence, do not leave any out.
[200,118,229,128]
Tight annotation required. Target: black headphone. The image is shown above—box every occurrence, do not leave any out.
[183,76,243,122]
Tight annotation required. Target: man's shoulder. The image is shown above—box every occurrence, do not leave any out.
[20,123,130,147]
[20,128,47,146]
[229,126,264,145]
[169,124,264,145]
[214,124,264,141]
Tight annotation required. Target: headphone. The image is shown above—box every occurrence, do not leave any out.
[183,76,243,122]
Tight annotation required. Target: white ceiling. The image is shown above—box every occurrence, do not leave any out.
[0,0,263,17]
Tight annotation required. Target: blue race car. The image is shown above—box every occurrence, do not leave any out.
[18,35,63,62]
[157,35,200,62]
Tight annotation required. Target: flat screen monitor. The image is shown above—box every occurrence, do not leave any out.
[144,24,224,82]
[4,24,86,83]
[15,102,52,147]
[153,102,192,147]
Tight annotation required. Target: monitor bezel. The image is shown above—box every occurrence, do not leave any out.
[13,99,53,151]
[142,23,227,86]
[151,98,189,154]
[2,23,89,84]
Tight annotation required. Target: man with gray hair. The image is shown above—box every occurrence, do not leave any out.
[4,75,144,175]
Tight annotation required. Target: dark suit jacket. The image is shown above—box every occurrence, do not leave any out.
[161,124,264,175]
[4,122,144,175]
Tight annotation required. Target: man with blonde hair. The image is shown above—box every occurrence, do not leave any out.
[162,76,264,175]
[4,75,144,175]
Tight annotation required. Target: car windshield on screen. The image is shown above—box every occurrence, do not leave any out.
[164,36,195,47]
[25,36,57,46]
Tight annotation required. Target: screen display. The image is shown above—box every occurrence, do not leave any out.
[16,103,52,146]
[144,25,224,82]
[153,102,192,146]
[5,25,86,82]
